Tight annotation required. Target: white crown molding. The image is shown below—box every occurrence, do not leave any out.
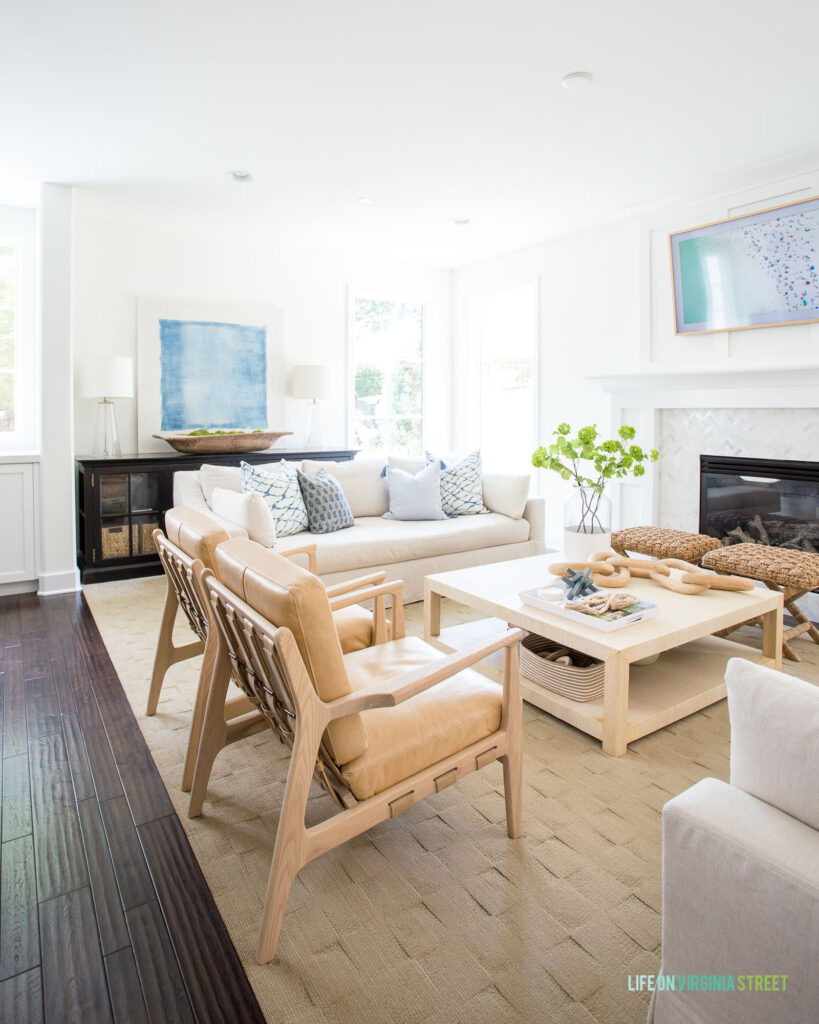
[589,365,819,394]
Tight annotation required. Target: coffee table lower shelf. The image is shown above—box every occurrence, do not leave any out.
[431,618,774,748]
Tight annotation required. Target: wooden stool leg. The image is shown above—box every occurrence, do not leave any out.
[783,590,819,646]
[765,583,805,663]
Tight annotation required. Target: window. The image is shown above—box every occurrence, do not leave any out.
[0,206,37,453]
[472,283,537,474]
[350,296,424,456]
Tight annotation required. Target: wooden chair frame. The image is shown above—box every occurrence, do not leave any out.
[187,570,406,815]
[196,569,524,964]
[148,528,317,790]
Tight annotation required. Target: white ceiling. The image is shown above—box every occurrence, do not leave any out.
[3,0,819,267]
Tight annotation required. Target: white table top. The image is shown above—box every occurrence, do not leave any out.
[425,554,781,659]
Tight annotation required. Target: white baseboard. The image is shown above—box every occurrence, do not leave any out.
[0,579,38,597]
[37,569,81,596]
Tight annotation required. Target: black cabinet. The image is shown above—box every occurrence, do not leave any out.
[76,448,357,583]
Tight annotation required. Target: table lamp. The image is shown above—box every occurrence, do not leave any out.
[291,364,330,448]
[79,356,134,457]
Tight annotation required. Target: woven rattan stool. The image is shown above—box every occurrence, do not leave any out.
[702,543,819,662]
[611,527,722,564]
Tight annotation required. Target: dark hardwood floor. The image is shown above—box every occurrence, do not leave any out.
[0,590,266,1024]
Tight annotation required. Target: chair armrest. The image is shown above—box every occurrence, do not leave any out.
[326,627,524,719]
[325,571,387,597]
[281,544,318,573]
[328,580,403,612]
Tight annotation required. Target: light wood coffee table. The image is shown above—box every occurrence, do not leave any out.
[424,554,783,756]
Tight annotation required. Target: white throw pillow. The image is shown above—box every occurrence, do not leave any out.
[383,462,447,521]
[482,472,531,519]
[241,460,309,537]
[211,487,277,547]
[199,464,242,507]
[302,457,388,517]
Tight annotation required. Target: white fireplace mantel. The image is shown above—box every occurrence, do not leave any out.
[590,365,819,404]
[587,364,819,530]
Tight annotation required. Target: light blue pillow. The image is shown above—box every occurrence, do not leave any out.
[426,450,488,516]
[383,462,447,521]
[297,468,354,534]
[241,460,309,537]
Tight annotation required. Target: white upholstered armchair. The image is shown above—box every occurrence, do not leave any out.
[649,657,819,1024]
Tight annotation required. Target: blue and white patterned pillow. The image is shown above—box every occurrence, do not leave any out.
[297,468,354,534]
[426,450,488,516]
[240,461,309,537]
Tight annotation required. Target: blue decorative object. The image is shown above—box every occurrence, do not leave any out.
[160,319,267,431]
[241,460,309,537]
[297,468,354,534]
[561,567,598,601]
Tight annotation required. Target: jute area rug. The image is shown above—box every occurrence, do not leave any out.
[83,577,818,1024]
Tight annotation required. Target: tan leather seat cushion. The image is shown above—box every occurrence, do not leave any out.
[333,605,392,654]
[165,506,230,569]
[340,636,502,801]
[214,539,367,764]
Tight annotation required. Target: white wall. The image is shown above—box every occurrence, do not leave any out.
[453,218,641,545]
[453,165,819,547]
[71,190,453,457]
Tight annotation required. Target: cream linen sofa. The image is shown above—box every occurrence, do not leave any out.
[172,457,545,602]
[648,657,819,1024]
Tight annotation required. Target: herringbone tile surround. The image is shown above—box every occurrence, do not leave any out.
[84,578,819,1024]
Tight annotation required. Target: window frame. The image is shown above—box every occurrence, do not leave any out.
[346,287,426,457]
[0,205,38,454]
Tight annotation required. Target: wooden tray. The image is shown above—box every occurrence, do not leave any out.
[152,430,293,454]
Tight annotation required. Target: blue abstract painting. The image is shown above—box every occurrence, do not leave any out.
[159,319,267,430]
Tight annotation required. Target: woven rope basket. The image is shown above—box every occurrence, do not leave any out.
[520,633,604,702]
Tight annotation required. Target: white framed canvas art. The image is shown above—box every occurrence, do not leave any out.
[136,297,284,453]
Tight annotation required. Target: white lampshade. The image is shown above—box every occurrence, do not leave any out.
[79,356,134,399]
[291,364,330,400]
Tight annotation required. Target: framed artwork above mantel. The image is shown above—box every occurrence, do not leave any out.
[669,194,819,335]
[136,297,285,453]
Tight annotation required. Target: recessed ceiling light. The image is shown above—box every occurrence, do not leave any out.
[560,71,593,90]
[226,170,253,183]
[357,197,376,205]
[453,218,471,226]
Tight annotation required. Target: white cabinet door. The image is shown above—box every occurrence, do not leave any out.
[0,463,36,584]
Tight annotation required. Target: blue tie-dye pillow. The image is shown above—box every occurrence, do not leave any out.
[240,460,309,537]
[425,450,488,516]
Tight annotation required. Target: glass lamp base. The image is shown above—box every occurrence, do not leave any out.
[93,398,122,458]
[303,399,325,449]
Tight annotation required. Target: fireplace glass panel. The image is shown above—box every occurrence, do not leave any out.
[700,458,818,553]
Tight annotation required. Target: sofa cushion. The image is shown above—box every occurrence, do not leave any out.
[340,636,502,799]
[297,468,354,534]
[199,464,242,506]
[383,462,447,521]
[274,512,531,574]
[428,450,488,516]
[483,472,530,520]
[211,487,277,547]
[241,460,310,537]
[214,539,367,765]
[334,605,392,654]
[302,458,388,517]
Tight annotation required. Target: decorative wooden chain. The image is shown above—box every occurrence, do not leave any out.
[548,551,755,596]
